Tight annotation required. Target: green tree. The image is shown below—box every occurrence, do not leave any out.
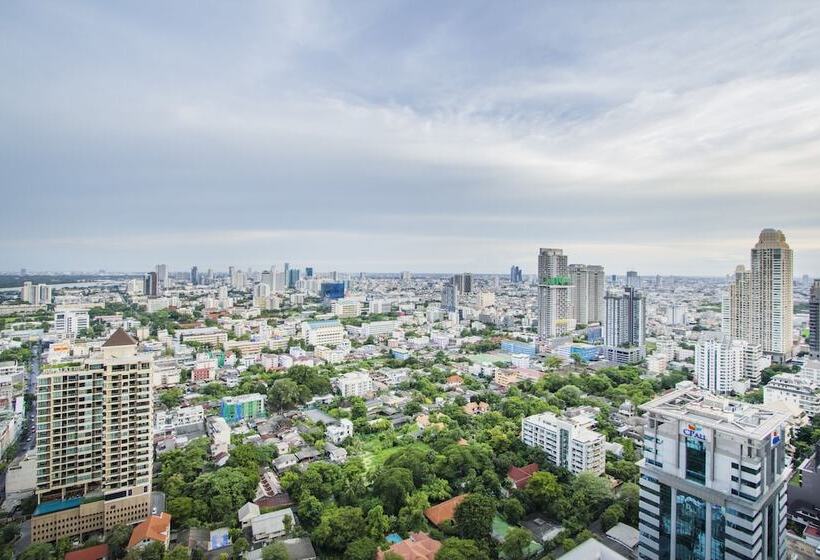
[344,538,378,560]
[500,528,532,560]
[618,482,640,527]
[524,471,564,518]
[231,537,249,560]
[20,543,54,560]
[267,378,303,412]
[454,494,495,542]
[139,542,165,560]
[397,491,430,533]
[105,525,133,559]
[159,388,184,409]
[435,538,490,560]
[261,542,288,560]
[601,504,624,531]
[498,497,525,524]
[165,547,191,560]
[365,505,391,540]
[312,507,365,553]
[570,472,613,521]
[55,538,71,560]
[0,524,20,545]
[373,467,415,515]
[297,493,324,527]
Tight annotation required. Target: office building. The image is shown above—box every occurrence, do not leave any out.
[320,282,346,300]
[723,229,794,360]
[220,394,266,424]
[191,266,199,285]
[441,283,458,313]
[510,265,523,284]
[155,264,168,289]
[810,280,820,357]
[31,329,153,543]
[53,310,90,339]
[763,374,820,417]
[638,385,790,560]
[143,272,159,297]
[521,412,605,475]
[336,371,373,398]
[604,287,645,363]
[667,303,688,326]
[537,248,575,339]
[287,268,301,289]
[453,273,472,295]
[302,320,345,347]
[569,264,605,325]
[626,270,639,289]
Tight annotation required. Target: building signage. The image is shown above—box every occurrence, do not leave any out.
[681,423,709,442]
[770,431,781,446]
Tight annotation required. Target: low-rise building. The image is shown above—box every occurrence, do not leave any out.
[220,393,266,424]
[336,371,373,398]
[521,412,605,475]
[764,373,820,417]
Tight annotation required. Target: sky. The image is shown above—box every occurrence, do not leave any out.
[2,2,820,276]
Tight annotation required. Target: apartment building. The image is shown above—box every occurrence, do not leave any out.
[31,329,153,543]
[175,327,228,347]
[220,394,266,424]
[695,334,762,394]
[302,320,345,347]
[53,310,90,339]
[520,412,605,475]
[638,384,789,560]
[336,371,373,398]
[332,298,362,319]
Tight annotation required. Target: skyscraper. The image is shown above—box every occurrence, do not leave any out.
[143,271,158,297]
[441,282,458,312]
[537,248,574,339]
[810,280,820,357]
[723,229,794,360]
[638,385,789,560]
[190,265,199,285]
[453,273,472,295]
[155,264,168,289]
[20,282,52,305]
[568,264,605,325]
[604,286,645,363]
[626,270,639,289]
[509,265,523,283]
[31,329,154,543]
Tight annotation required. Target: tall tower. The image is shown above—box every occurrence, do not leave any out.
[810,279,820,357]
[603,286,645,363]
[569,264,605,325]
[31,329,153,543]
[750,229,793,359]
[721,265,750,339]
[537,248,574,339]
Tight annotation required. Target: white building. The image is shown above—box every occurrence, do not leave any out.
[764,374,820,417]
[302,320,345,347]
[326,419,354,444]
[568,264,605,325]
[336,371,373,398]
[52,310,90,338]
[155,405,205,432]
[520,412,605,475]
[332,299,362,319]
[638,385,790,560]
[695,334,764,394]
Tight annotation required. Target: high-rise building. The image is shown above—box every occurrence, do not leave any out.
[509,265,523,284]
[190,266,199,285]
[143,271,159,297]
[604,287,645,363]
[441,283,459,312]
[694,333,762,394]
[810,279,820,357]
[20,282,52,305]
[53,310,90,339]
[287,268,301,289]
[520,412,605,475]
[626,270,639,289]
[31,329,153,543]
[537,248,574,339]
[638,384,790,560]
[568,264,605,325]
[724,229,794,361]
[155,264,168,290]
[453,273,472,295]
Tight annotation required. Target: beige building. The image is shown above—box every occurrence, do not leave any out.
[31,329,153,543]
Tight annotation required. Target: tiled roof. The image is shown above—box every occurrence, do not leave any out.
[128,512,171,548]
[103,327,138,347]
[424,494,467,527]
[64,544,109,560]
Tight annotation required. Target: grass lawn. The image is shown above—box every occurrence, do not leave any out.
[359,441,432,472]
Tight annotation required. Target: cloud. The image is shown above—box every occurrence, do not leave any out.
[1,1,819,275]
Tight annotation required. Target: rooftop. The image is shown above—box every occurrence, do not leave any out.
[102,327,137,347]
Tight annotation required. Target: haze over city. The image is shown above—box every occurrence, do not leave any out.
[2,2,820,274]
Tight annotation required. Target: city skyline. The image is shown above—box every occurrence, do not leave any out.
[3,2,820,274]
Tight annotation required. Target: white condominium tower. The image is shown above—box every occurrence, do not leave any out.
[723,229,794,360]
[520,412,605,475]
[568,264,605,325]
[638,384,790,560]
[31,329,153,543]
[537,248,575,339]
[695,333,764,394]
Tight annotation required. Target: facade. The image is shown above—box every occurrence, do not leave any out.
[568,264,605,325]
[723,229,794,360]
[810,280,820,357]
[336,371,373,397]
[31,329,153,543]
[320,282,346,300]
[604,287,645,363]
[638,385,790,560]
[763,374,820,417]
[302,320,345,347]
[53,310,91,338]
[441,283,458,313]
[537,248,574,339]
[521,412,605,475]
[695,334,761,394]
[220,394,266,424]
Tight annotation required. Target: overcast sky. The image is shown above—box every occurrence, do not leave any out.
[2,2,819,275]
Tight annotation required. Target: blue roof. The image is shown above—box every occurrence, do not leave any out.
[306,320,340,327]
[33,497,82,516]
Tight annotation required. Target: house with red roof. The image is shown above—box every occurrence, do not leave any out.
[128,513,172,550]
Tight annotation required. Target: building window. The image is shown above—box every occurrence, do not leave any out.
[676,490,707,560]
[685,437,706,485]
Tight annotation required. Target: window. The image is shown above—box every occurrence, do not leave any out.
[676,491,707,560]
[685,437,707,485]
